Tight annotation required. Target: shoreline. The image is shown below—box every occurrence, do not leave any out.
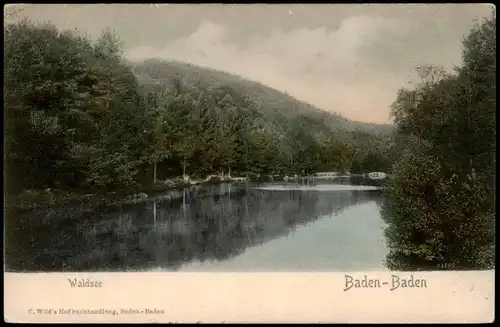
[6,174,387,213]
[5,176,250,213]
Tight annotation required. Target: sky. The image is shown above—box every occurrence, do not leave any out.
[5,4,494,124]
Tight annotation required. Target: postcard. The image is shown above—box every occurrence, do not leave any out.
[4,3,495,323]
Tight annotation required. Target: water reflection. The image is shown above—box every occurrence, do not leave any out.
[5,181,384,272]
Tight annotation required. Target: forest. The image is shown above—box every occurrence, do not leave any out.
[4,19,393,198]
[4,13,495,271]
[382,13,495,270]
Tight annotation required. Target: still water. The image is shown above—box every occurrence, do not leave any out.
[5,178,389,272]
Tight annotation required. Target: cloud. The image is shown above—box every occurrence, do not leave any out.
[124,14,463,124]
[12,4,491,123]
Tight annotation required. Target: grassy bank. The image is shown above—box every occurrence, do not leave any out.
[5,175,249,212]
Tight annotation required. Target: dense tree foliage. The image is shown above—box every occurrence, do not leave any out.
[129,59,394,139]
[382,14,495,270]
[5,21,148,193]
[5,20,392,199]
[133,60,394,180]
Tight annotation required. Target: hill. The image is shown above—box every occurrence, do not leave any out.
[128,59,394,141]
[5,19,396,199]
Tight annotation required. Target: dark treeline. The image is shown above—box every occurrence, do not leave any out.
[4,19,392,199]
[382,13,496,270]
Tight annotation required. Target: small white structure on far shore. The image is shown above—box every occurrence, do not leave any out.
[367,172,387,180]
[314,172,340,179]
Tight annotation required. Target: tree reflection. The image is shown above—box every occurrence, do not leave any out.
[5,183,381,272]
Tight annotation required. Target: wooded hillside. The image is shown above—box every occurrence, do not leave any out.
[4,19,394,197]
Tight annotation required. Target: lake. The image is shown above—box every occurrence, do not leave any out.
[4,177,390,272]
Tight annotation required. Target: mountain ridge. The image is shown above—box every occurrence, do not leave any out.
[127,58,394,139]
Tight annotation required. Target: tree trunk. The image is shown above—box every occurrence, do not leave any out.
[153,161,157,184]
